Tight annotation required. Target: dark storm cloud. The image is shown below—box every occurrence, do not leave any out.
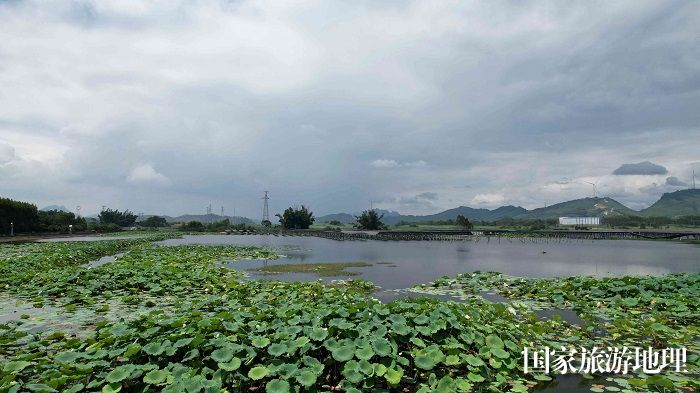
[0,0,698,216]
[613,162,668,176]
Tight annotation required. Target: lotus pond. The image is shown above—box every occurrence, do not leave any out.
[161,235,700,288]
[0,234,698,392]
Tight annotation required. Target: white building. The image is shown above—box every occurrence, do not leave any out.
[558,216,600,226]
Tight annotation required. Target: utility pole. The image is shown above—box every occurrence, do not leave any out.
[543,202,547,229]
[261,191,270,226]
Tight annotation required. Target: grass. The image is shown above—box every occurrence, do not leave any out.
[250,262,373,276]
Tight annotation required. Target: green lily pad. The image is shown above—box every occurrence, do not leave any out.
[210,347,234,363]
[143,369,170,385]
[248,366,269,380]
[265,379,290,393]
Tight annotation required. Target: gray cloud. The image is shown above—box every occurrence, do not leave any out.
[0,142,14,165]
[416,192,438,201]
[665,176,688,187]
[0,1,698,216]
[613,161,668,176]
[371,159,428,169]
[395,192,440,211]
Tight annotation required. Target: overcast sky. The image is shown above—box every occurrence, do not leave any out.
[1,0,698,218]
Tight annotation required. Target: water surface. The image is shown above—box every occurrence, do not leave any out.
[160,235,700,289]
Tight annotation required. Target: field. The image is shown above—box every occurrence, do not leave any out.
[0,234,698,392]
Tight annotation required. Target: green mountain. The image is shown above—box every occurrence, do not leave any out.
[516,197,637,219]
[316,213,356,224]
[40,205,70,212]
[640,189,700,217]
[317,205,527,224]
[317,191,700,225]
[380,205,527,225]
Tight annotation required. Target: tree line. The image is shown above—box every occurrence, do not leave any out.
[275,205,389,230]
[1,196,148,235]
[1,197,87,234]
[274,206,474,231]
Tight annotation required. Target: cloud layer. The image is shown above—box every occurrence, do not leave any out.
[0,0,698,216]
[613,161,668,176]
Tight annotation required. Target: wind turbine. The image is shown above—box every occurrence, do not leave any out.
[584,181,597,198]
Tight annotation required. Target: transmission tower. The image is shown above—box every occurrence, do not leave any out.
[221,206,224,218]
[76,205,81,217]
[261,191,270,226]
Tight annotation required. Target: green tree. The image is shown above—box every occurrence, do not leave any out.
[276,206,315,229]
[0,197,39,234]
[180,221,205,232]
[98,208,137,227]
[455,214,473,230]
[206,218,231,232]
[38,210,87,232]
[355,209,386,230]
[141,216,168,228]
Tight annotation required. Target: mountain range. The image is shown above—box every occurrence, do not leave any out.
[40,189,700,225]
[141,214,255,225]
[40,205,70,212]
[316,189,700,224]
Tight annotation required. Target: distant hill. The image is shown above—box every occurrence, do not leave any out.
[317,205,528,225]
[40,205,70,212]
[137,213,254,225]
[515,197,637,219]
[121,190,700,228]
[640,189,700,217]
[316,213,356,224]
[316,194,696,224]
[171,214,254,225]
[316,210,402,224]
[380,205,528,225]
